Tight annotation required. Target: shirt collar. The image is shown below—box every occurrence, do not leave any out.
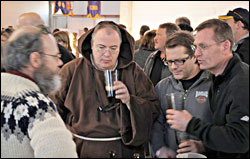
[7,70,37,84]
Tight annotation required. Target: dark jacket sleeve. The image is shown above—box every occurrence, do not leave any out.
[120,65,161,147]
[236,37,249,65]
[143,52,153,76]
[186,84,249,154]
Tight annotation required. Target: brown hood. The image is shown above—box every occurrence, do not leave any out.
[78,21,135,69]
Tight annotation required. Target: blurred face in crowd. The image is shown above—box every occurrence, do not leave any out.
[194,28,225,74]
[166,45,197,80]
[154,28,167,51]
[91,27,121,71]
[34,34,63,94]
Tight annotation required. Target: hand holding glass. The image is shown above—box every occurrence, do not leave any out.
[166,93,189,144]
[104,70,118,98]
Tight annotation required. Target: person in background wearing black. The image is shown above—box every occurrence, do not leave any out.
[219,7,249,64]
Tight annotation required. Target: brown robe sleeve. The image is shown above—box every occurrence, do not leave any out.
[119,64,160,146]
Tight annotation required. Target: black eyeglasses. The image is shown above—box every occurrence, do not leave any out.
[166,55,192,66]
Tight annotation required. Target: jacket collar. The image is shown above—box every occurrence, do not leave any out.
[212,54,241,84]
[150,50,168,66]
[170,70,211,90]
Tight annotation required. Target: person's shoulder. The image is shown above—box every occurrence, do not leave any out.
[2,91,58,130]
[145,50,158,62]
[155,75,172,89]
[19,91,57,113]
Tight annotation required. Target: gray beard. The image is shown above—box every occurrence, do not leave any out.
[33,64,62,95]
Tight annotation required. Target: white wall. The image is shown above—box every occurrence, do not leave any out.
[1,1,249,41]
[1,1,49,28]
[131,1,249,40]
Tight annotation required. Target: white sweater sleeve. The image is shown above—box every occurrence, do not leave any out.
[29,113,78,158]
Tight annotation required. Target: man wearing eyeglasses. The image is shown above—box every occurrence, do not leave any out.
[150,31,213,158]
[50,21,160,158]
[219,8,249,64]
[166,19,249,158]
[1,26,78,158]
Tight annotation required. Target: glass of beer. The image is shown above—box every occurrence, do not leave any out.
[104,69,118,98]
[166,93,189,144]
[166,93,184,110]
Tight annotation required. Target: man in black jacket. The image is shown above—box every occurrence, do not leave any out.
[219,7,249,64]
[166,19,249,158]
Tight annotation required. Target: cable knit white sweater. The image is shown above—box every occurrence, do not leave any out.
[1,73,78,158]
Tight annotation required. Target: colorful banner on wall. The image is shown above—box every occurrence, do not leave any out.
[54,1,73,16]
[87,1,101,20]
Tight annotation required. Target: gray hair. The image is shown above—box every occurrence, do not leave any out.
[3,26,44,71]
[91,21,122,46]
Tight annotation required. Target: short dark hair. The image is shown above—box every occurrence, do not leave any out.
[176,17,191,26]
[195,19,234,50]
[53,28,60,33]
[84,27,89,32]
[159,23,180,37]
[178,24,193,32]
[139,25,150,36]
[165,31,195,56]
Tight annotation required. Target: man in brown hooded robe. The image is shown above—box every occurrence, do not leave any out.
[50,21,160,158]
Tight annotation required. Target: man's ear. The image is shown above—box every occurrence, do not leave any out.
[29,52,42,68]
[235,20,243,30]
[221,40,231,53]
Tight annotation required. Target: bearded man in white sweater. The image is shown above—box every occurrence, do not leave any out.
[1,26,78,158]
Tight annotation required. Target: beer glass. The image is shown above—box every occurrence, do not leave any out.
[166,93,189,144]
[104,69,118,98]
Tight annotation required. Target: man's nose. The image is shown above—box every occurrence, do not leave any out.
[170,63,178,69]
[194,49,201,57]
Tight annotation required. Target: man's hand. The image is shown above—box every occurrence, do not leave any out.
[113,81,130,106]
[177,140,205,154]
[166,109,193,131]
